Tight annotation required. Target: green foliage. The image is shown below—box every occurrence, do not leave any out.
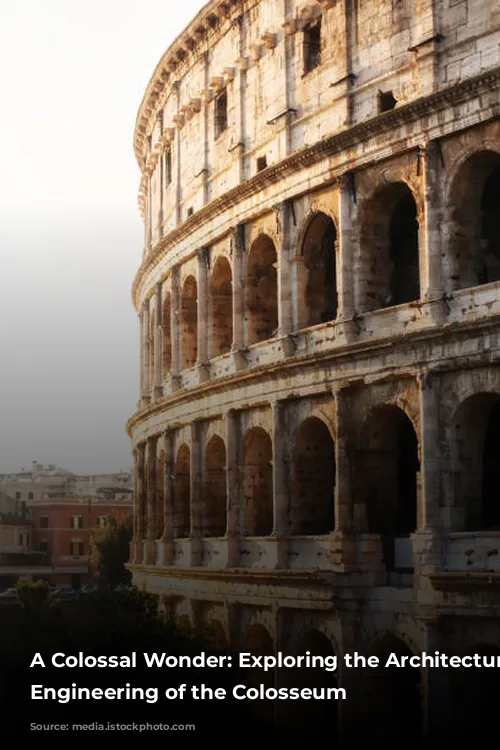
[91,514,133,587]
[15,578,50,610]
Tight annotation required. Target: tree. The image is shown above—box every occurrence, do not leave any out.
[91,514,132,587]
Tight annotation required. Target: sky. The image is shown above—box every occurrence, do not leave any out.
[0,0,207,474]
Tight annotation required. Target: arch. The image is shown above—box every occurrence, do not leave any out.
[356,405,420,571]
[291,417,335,535]
[209,256,233,357]
[246,234,278,345]
[446,150,500,290]
[180,275,198,369]
[449,392,500,530]
[450,644,500,741]
[176,614,192,636]
[204,435,227,537]
[174,444,191,538]
[359,182,420,312]
[364,634,422,744]
[244,622,275,653]
[205,619,229,652]
[241,427,273,536]
[298,212,338,328]
[162,292,172,374]
[292,629,339,735]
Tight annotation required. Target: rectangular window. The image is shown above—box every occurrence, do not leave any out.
[97,516,107,529]
[28,492,34,500]
[40,515,49,529]
[165,149,172,187]
[303,20,321,74]
[214,90,228,140]
[40,540,49,553]
[70,541,84,556]
[70,516,83,530]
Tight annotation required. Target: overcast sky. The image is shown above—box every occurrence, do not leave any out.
[0,0,206,473]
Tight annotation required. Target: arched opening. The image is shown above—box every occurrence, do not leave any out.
[359,182,420,311]
[449,392,500,531]
[162,292,172,374]
[300,213,338,328]
[364,635,422,744]
[209,257,233,357]
[174,444,191,538]
[243,624,275,725]
[156,449,165,539]
[451,644,500,740]
[291,418,335,535]
[204,435,227,537]
[447,151,500,290]
[290,630,340,738]
[357,405,419,571]
[242,427,273,536]
[246,235,278,345]
[205,620,229,652]
[176,614,192,636]
[181,276,198,369]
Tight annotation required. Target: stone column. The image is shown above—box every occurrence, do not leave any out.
[275,201,294,354]
[226,409,240,566]
[160,429,174,566]
[173,81,182,226]
[131,448,140,563]
[235,25,247,183]
[291,256,308,332]
[157,112,164,239]
[421,142,445,323]
[333,388,357,571]
[142,299,151,400]
[154,282,163,399]
[271,401,289,569]
[144,436,157,565]
[138,310,144,400]
[337,174,357,341]
[231,225,246,370]
[134,443,146,564]
[147,176,153,251]
[413,371,444,577]
[190,420,203,566]
[196,248,209,381]
[170,265,181,390]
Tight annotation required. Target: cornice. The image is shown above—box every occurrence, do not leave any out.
[125,309,500,437]
[134,0,245,168]
[131,65,500,307]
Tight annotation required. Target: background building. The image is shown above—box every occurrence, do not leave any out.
[127,0,500,743]
[0,464,133,590]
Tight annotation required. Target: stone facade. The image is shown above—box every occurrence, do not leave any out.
[128,0,500,742]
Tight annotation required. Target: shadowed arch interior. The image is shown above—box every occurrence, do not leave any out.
[204,435,227,537]
[241,427,273,536]
[449,392,500,531]
[181,275,198,369]
[291,417,336,535]
[300,212,338,327]
[447,150,500,290]
[174,444,191,538]
[356,405,419,570]
[209,256,233,357]
[359,182,420,312]
[364,635,422,745]
[246,235,278,345]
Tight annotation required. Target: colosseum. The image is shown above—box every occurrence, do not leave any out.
[126,0,500,742]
